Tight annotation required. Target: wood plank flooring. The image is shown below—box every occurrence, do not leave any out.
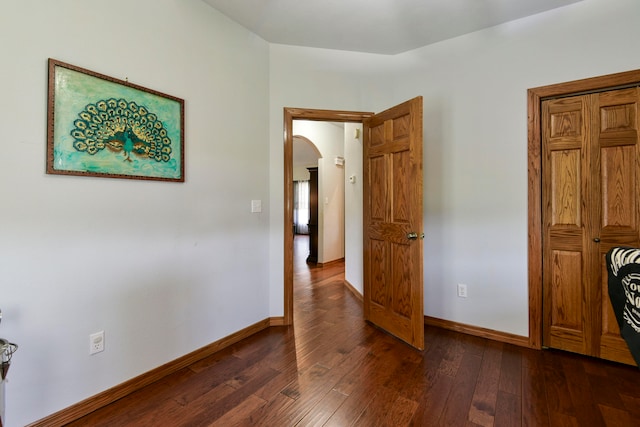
[67,236,640,426]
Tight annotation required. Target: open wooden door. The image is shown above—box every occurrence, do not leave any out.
[363,97,424,350]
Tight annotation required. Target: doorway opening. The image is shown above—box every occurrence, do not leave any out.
[283,98,425,350]
[283,108,373,325]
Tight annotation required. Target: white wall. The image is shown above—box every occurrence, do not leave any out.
[344,123,364,293]
[293,165,313,181]
[269,0,640,337]
[318,157,345,263]
[0,1,270,426]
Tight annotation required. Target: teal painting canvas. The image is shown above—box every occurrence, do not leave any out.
[47,59,185,182]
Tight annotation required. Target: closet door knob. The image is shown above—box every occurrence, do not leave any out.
[593,238,601,243]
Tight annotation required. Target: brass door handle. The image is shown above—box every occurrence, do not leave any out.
[407,232,424,240]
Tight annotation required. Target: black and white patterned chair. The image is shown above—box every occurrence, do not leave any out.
[606,247,640,366]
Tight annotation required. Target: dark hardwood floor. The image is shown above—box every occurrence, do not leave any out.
[67,235,640,426]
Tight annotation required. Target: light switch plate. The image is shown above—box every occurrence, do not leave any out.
[251,200,262,213]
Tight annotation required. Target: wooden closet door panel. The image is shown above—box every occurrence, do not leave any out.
[543,89,640,363]
[594,88,640,364]
[542,96,590,353]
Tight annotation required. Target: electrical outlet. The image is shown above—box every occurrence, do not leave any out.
[457,284,468,298]
[89,331,104,355]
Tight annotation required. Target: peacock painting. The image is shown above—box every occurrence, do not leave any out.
[48,59,184,181]
[70,98,172,163]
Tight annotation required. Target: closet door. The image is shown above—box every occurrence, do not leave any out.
[595,88,640,364]
[542,94,591,356]
[542,87,640,364]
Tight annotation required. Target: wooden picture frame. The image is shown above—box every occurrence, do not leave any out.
[47,59,185,182]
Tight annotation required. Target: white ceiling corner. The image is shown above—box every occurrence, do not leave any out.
[202,0,583,55]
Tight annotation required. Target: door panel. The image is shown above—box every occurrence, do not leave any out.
[595,88,639,364]
[543,88,640,364]
[370,155,387,220]
[601,146,636,228]
[363,97,424,350]
[549,149,581,226]
[543,95,589,354]
[370,239,387,306]
[392,151,410,221]
[547,250,584,353]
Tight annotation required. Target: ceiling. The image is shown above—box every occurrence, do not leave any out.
[202,0,582,55]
